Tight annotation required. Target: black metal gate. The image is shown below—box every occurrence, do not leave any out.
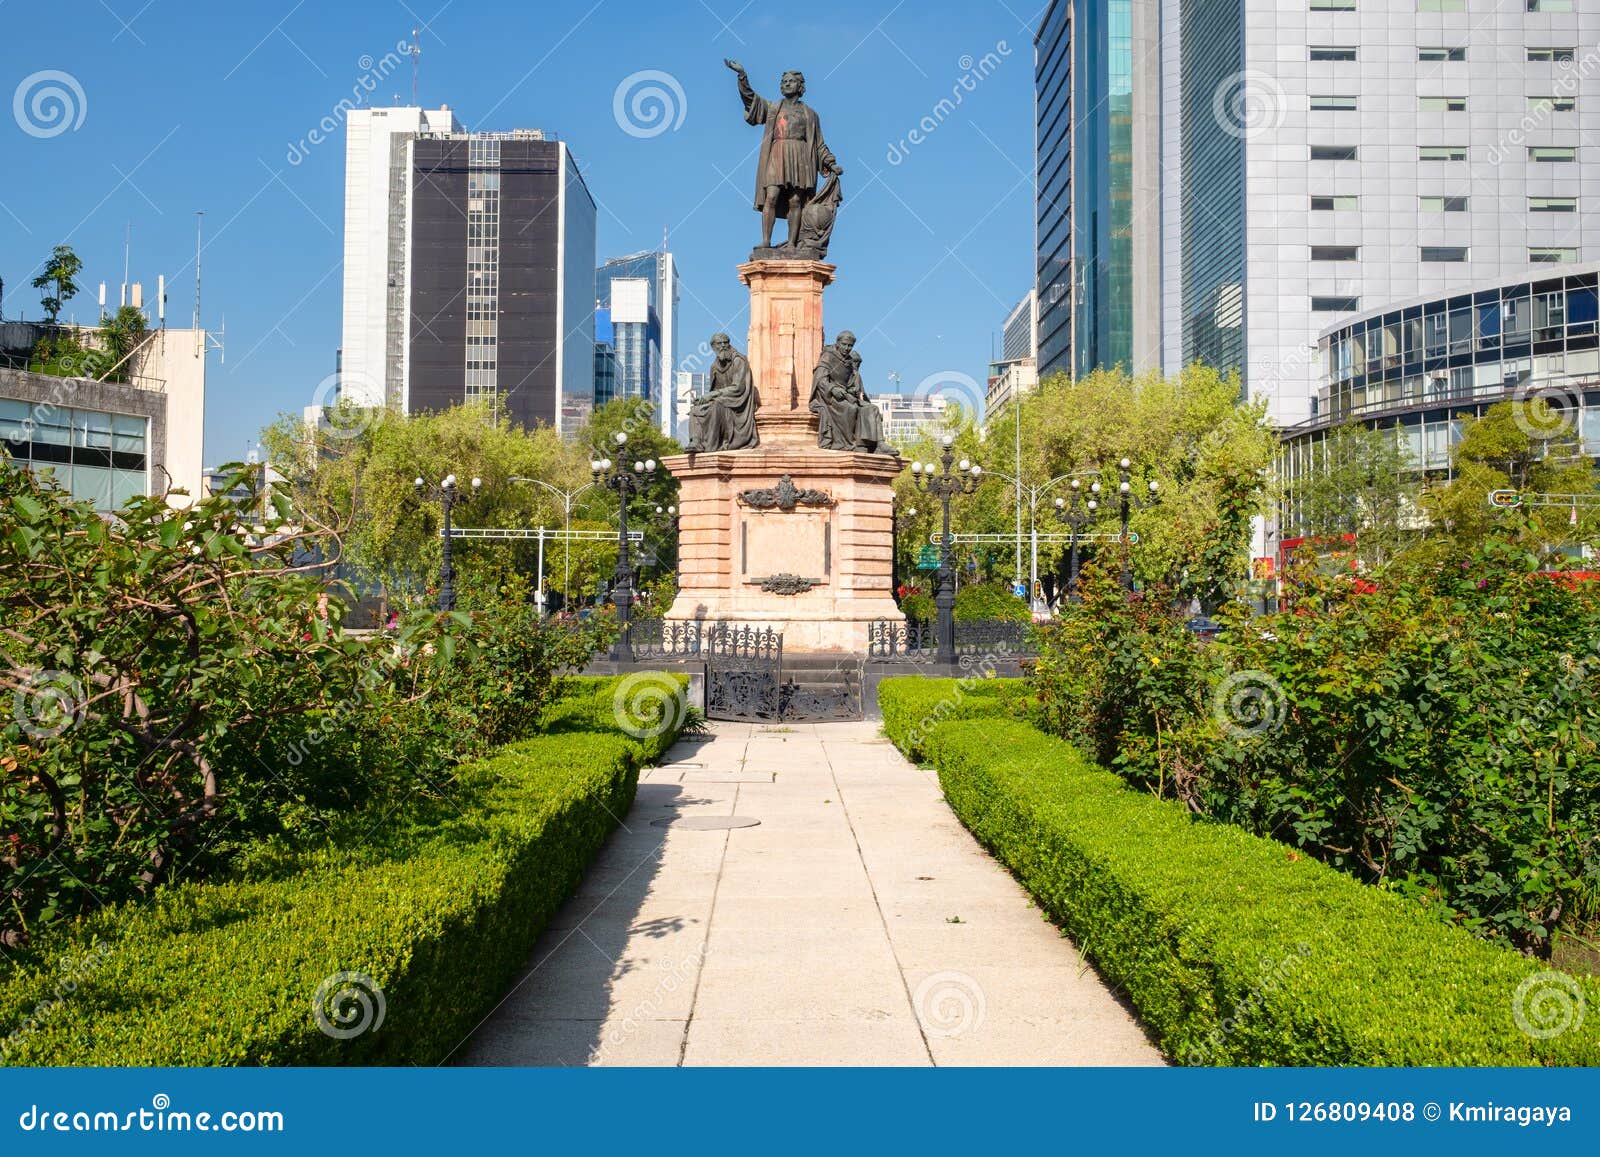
[704,625,784,721]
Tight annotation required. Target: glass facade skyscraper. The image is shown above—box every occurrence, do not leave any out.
[1034,1,1072,380]
[593,249,679,431]
[1036,0,1599,427]
[1071,0,1134,378]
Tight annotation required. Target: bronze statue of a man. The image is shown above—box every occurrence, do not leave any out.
[809,332,895,454]
[686,333,759,452]
[725,58,843,253]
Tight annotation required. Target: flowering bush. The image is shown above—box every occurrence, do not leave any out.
[1029,539,1600,953]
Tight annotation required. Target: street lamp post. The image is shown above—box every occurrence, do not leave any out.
[591,431,657,661]
[1113,457,1160,590]
[983,469,1099,612]
[414,473,481,611]
[1052,476,1102,598]
[909,435,982,666]
[891,500,917,596]
[510,474,596,612]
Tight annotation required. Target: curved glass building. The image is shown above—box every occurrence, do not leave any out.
[1280,263,1600,524]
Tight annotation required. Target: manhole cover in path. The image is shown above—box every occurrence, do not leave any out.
[651,815,761,830]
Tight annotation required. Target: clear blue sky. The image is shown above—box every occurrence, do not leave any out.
[3,0,1039,463]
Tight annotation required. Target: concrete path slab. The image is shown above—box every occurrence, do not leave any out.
[454,720,1162,1067]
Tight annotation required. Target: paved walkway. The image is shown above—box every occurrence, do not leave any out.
[456,720,1161,1066]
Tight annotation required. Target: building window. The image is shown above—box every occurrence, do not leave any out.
[1417,0,1465,9]
[1419,145,1468,161]
[1311,195,1359,210]
[1311,245,1360,261]
[1529,247,1579,263]
[1420,195,1469,211]
[1309,46,1358,61]
[1312,296,1361,312]
[1421,246,1469,262]
[1530,146,1578,162]
[1310,94,1358,111]
[1527,47,1577,62]
[1528,0,1573,9]
[1530,196,1578,212]
[1418,46,1466,61]
[1529,96,1577,113]
[1310,0,1356,7]
[1419,96,1467,112]
[1310,144,1358,160]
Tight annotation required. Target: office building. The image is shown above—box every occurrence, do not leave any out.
[989,290,1041,413]
[594,248,680,434]
[1036,0,1600,426]
[673,369,708,442]
[1281,264,1600,531]
[1,322,209,509]
[872,394,950,446]
[339,107,597,432]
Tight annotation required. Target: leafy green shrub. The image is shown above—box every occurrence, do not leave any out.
[0,675,687,1066]
[1028,541,1600,952]
[953,580,1031,623]
[1,463,607,947]
[897,586,935,623]
[883,705,1600,1066]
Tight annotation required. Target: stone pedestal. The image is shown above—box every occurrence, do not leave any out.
[663,447,902,653]
[740,259,834,447]
[663,258,904,653]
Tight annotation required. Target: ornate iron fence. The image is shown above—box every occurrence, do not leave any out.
[624,618,704,659]
[866,618,1037,659]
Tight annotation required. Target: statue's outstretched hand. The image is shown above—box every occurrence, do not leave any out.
[724,58,745,74]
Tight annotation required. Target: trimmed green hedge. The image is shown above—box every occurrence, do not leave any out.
[0,674,686,1066]
[881,679,1600,1065]
[878,674,1023,762]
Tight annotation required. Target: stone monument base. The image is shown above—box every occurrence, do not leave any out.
[663,445,904,654]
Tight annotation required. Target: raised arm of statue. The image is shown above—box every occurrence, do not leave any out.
[725,57,765,124]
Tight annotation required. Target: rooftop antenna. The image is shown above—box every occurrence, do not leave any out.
[120,222,131,309]
[410,27,421,105]
[193,211,203,329]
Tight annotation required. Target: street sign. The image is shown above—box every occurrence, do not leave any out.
[1488,489,1523,509]
[915,545,941,570]
[1012,582,1028,598]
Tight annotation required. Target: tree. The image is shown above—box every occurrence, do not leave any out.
[1424,401,1598,554]
[259,397,682,610]
[96,304,149,381]
[30,244,82,323]
[1292,421,1416,568]
[909,365,1278,611]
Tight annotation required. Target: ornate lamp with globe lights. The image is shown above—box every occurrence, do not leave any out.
[1052,475,1102,598]
[591,430,657,660]
[413,473,481,612]
[1113,457,1160,590]
[908,434,983,665]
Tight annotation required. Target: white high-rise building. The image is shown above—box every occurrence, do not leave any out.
[339,106,460,408]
